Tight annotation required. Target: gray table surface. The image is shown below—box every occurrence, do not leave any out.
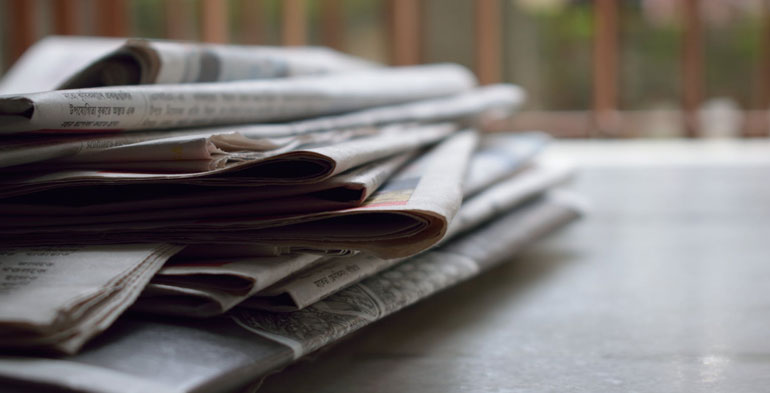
[258,140,770,393]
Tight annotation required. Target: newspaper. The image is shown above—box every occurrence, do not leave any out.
[232,192,584,359]
[462,131,550,196]
[0,63,475,134]
[245,161,574,311]
[138,132,559,315]
[0,37,372,95]
[0,121,451,199]
[173,244,356,260]
[0,131,478,259]
[0,36,124,95]
[133,253,329,317]
[0,83,522,169]
[0,192,583,393]
[0,125,381,174]
[0,123,446,226]
[0,85,524,185]
[0,151,415,220]
[60,38,376,89]
[0,244,182,354]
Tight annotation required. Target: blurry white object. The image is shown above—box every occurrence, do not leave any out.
[700,97,742,139]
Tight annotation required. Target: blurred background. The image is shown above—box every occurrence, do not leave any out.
[0,0,768,139]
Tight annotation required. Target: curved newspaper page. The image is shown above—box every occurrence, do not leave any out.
[231,193,584,359]
[0,244,182,354]
[462,131,550,196]
[0,122,451,199]
[60,38,377,89]
[0,83,522,169]
[0,36,124,95]
[0,192,583,393]
[245,162,574,312]
[0,131,478,259]
[443,162,574,241]
[0,124,449,228]
[152,132,559,314]
[0,151,415,218]
[0,63,475,134]
[133,253,328,317]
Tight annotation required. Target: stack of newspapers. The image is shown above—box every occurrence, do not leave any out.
[0,37,584,393]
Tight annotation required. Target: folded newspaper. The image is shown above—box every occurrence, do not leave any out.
[133,132,559,316]
[0,244,182,354]
[0,192,583,393]
[193,163,572,314]
[60,38,377,89]
[0,84,523,188]
[0,38,586,393]
[0,152,415,220]
[0,130,478,259]
[0,37,374,94]
[0,64,474,134]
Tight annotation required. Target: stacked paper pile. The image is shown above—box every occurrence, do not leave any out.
[0,37,584,393]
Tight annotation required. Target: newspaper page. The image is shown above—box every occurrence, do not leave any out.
[0,121,452,199]
[131,133,562,315]
[0,131,478,259]
[0,124,449,227]
[462,131,550,196]
[244,162,574,311]
[101,153,415,318]
[0,83,522,169]
[0,244,182,354]
[443,161,574,241]
[0,192,583,393]
[197,131,552,312]
[0,36,124,95]
[133,253,328,317]
[0,63,475,134]
[0,151,415,218]
[60,38,376,89]
[232,192,584,358]
[175,244,356,259]
[131,132,546,315]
